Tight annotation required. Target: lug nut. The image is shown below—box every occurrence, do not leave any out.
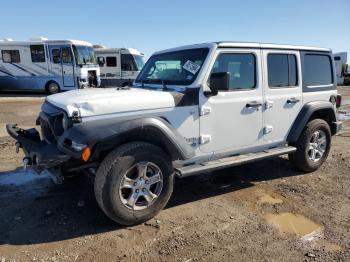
[142,188,146,192]
[145,180,149,184]
[135,189,139,193]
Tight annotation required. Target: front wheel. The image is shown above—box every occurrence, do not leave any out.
[289,119,331,172]
[94,142,174,225]
[46,82,60,95]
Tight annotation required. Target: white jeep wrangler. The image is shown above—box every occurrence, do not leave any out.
[7,42,342,225]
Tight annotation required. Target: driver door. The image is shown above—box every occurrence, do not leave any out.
[199,49,264,154]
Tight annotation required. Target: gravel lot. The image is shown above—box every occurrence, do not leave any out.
[0,88,349,262]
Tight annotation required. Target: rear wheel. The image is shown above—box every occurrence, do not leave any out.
[46,82,60,95]
[94,142,174,225]
[289,119,331,172]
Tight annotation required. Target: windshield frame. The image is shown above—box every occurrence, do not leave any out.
[72,45,97,66]
[135,48,209,86]
[133,55,145,71]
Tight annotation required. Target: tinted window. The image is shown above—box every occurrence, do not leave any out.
[121,54,137,71]
[334,56,341,61]
[1,50,20,63]
[30,45,45,62]
[97,56,105,66]
[106,56,117,67]
[211,53,255,90]
[268,54,297,87]
[305,54,333,86]
[61,48,73,63]
[52,49,61,63]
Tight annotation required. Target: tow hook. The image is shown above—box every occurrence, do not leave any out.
[23,157,31,170]
[15,142,21,153]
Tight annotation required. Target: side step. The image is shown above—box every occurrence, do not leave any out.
[176,146,296,178]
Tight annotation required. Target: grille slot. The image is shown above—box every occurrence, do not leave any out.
[40,117,56,143]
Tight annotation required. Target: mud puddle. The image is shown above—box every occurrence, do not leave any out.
[264,212,322,238]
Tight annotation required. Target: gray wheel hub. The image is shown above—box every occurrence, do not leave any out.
[119,162,163,210]
[308,130,327,162]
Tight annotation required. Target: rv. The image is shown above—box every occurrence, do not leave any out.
[0,38,100,94]
[94,46,145,87]
[334,52,347,85]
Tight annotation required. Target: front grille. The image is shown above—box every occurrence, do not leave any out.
[40,117,56,143]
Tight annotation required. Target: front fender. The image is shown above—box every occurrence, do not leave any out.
[59,117,195,161]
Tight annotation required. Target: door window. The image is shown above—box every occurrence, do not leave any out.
[211,53,256,90]
[61,48,73,63]
[304,54,333,86]
[267,54,297,88]
[121,54,137,71]
[106,56,117,67]
[52,49,61,63]
[1,50,20,63]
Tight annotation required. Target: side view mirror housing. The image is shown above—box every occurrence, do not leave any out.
[208,72,230,95]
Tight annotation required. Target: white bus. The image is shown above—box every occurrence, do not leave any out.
[334,52,347,85]
[0,38,101,94]
[94,46,144,87]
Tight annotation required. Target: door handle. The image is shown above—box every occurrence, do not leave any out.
[287,97,300,104]
[246,101,262,109]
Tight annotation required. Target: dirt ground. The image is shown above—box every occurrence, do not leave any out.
[0,88,349,262]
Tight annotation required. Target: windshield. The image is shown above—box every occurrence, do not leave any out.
[73,45,97,65]
[134,55,145,71]
[135,48,209,85]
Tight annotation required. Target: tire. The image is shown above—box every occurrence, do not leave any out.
[289,119,331,172]
[94,142,174,225]
[46,82,60,95]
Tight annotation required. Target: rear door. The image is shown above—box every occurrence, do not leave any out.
[262,49,302,144]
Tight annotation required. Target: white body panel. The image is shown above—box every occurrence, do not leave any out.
[333,52,347,85]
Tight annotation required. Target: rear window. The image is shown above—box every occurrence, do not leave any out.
[268,54,297,87]
[304,54,333,86]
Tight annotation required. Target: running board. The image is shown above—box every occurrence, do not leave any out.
[176,146,297,178]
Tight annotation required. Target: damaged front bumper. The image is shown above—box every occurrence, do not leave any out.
[6,124,71,171]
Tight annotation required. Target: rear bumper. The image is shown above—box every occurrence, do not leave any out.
[6,124,70,170]
[333,121,343,134]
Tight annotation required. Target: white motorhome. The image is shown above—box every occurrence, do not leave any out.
[94,46,145,87]
[0,38,101,94]
[333,52,347,85]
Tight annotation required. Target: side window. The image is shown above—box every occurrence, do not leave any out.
[106,56,117,67]
[52,49,61,64]
[1,50,20,63]
[121,54,137,71]
[304,54,333,86]
[30,45,46,62]
[211,53,256,90]
[61,48,73,63]
[268,54,297,87]
[97,56,105,66]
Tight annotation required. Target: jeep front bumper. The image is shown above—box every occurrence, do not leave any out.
[6,124,71,170]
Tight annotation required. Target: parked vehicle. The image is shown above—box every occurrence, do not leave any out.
[0,38,100,94]
[7,42,342,225]
[94,46,144,87]
[333,52,348,85]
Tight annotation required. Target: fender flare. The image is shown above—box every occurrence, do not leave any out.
[287,101,337,144]
[59,117,195,161]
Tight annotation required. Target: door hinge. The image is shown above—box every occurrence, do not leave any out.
[263,126,273,134]
[200,106,212,116]
[264,100,274,110]
[199,134,211,144]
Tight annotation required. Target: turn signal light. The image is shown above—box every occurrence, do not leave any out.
[82,147,91,162]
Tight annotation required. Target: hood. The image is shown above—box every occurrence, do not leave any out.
[46,88,175,117]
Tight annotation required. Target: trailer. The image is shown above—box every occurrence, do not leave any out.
[334,52,347,86]
[94,46,144,87]
[0,38,100,94]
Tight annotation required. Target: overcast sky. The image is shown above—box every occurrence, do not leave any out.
[1,0,349,61]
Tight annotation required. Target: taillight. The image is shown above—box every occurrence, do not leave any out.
[336,95,342,108]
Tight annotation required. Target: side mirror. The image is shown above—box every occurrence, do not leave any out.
[208,72,230,95]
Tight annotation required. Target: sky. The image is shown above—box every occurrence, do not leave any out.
[1,0,349,61]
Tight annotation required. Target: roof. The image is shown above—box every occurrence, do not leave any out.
[94,47,144,56]
[0,39,93,47]
[154,42,331,55]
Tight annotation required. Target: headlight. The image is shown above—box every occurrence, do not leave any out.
[71,141,87,151]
